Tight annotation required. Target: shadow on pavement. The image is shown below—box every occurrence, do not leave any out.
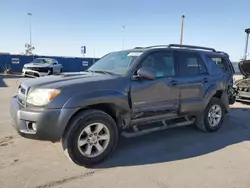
[95,107,250,169]
[0,75,22,87]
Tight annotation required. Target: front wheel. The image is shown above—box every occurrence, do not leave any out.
[62,110,118,167]
[195,97,225,132]
[48,68,53,75]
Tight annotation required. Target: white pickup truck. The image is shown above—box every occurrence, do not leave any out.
[22,58,63,77]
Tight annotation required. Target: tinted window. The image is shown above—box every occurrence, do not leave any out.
[208,56,228,72]
[177,52,208,76]
[140,51,175,77]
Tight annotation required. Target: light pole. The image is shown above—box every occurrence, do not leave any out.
[28,13,32,48]
[180,15,185,45]
[244,28,250,60]
[121,25,125,50]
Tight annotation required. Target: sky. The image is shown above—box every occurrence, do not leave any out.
[0,0,250,61]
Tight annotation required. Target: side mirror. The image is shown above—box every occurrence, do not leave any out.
[136,67,156,80]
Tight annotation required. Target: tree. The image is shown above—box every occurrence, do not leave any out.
[24,43,35,55]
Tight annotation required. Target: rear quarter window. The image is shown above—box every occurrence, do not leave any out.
[206,56,229,72]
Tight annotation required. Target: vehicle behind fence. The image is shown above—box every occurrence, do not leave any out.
[0,54,99,73]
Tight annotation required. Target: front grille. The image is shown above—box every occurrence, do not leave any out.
[18,97,25,106]
[17,85,27,107]
[238,87,249,92]
[26,67,50,72]
[20,87,25,95]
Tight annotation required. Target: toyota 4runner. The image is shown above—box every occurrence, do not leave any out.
[10,44,235,167]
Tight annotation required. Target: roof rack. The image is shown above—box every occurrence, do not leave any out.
[168,44,216,52]
[133,45,169,49]
[145,45,169,48]
[216,51,229,58]
[133,44,221,53]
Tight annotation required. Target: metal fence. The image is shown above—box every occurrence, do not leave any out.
[0,54,99,73]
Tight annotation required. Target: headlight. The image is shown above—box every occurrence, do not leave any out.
[27,89,61,106]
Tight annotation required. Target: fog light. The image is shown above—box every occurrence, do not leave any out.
[26,121,37,132]
[32,123,37,132]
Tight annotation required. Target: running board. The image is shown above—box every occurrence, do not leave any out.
[122,117,195,138]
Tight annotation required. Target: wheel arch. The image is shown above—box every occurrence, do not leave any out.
[62,103,128,140]
[203,84,229,112]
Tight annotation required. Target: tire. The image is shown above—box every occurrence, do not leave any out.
[48,68,53,75]
[60,68,63,74]
[195,97,225,132]
[62,109,118,167]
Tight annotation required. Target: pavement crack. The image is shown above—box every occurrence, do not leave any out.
[149,176,169,188]
[0,135,17,146]
[32,170,99,188]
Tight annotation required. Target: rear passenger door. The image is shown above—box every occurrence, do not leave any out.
[175,51,210,114]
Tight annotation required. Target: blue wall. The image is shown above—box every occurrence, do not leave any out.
[0,54,99,73]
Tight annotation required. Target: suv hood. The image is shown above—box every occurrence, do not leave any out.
[24,63,51,68]
[20,72,121,90]
[238,60,250,77]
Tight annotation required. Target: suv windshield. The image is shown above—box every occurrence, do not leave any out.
[32,58,53,64]
[87,51,142,75]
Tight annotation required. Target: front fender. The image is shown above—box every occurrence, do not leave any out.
[63,89,130,111]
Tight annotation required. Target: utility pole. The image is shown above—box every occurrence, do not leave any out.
[180,15,185,45]
[93,47,96,64]
[122,25,125,50]
[28,13,32,48]
[244,28,250,60]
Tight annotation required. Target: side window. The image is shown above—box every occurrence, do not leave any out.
[140,51,176,78]
[177,52,208,76]
[208,56,228,72]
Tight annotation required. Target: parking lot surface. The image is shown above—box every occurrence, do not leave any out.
[0,76,250,188]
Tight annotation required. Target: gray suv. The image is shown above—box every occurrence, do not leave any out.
[10,44,235,167]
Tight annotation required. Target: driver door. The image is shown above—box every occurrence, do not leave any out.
[130,50,180,123]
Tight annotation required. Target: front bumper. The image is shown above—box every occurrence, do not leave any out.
[236,91,250,102]
[10,96,77,142]
[22,68,50,77]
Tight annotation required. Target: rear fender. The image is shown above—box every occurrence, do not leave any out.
[202,84,217,109]
[203,85,229,112]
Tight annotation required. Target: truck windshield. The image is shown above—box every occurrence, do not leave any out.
[87,51,142,75]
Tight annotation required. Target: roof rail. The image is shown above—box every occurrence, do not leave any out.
[216,51,229,58]
[134,45,169,49]
[145,45,169,48]
[133,47,145,49]
[168,44,216,52]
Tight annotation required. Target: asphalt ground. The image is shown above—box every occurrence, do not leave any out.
[0,75,250,188]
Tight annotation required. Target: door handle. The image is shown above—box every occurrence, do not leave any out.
[170,80,178,86]
[203,78,208,83]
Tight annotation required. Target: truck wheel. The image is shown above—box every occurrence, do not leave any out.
[195,97,225,132]
[62,110,118,167]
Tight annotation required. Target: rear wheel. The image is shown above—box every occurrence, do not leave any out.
[195,97,225,132]
[62,110,118,167]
